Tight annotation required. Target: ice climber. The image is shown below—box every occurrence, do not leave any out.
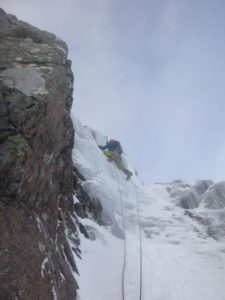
[99,139,133,180]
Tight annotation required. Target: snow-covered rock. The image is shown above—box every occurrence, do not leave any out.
[200,181,225,209]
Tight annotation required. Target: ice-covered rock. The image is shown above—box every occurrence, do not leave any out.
[168,179,225,240]
[200,181,225,209]
[168,179,213,209]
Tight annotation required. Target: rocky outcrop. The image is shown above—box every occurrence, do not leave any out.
[0,9,79,299]
[169,180,213,209]
[199,181,225,209]
[168,180,225,241]
[194,182,225,240]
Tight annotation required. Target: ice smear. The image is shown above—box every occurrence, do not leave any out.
[52,286,58,300]
[41,257,49,278]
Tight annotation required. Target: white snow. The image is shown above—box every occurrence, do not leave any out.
[36,216,43,233]
[73,195,80,204]
[41,257,49,278]
[72,117,225,300]
[52,285,58,300]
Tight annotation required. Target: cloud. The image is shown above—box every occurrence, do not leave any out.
[1,0,225,183]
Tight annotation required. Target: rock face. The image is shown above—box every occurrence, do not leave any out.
[0,9,79,299]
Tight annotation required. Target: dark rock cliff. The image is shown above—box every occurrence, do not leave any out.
[0,8,80,300]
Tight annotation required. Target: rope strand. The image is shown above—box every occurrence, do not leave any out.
[114,167,127,300]
[135,184,143,300]
[114,170,143,300]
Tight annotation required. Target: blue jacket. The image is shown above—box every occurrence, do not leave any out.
[99,140,123,154]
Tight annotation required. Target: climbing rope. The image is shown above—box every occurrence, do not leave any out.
[114,167,127,300]
[114,167,144,300]
[134,184,143,300]
[89,130,143,300]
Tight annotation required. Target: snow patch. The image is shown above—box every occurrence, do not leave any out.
[36,216,43,233]
[52,286,58,300]
[41,257,49,278]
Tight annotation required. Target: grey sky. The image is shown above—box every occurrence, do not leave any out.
[1,0,225,183]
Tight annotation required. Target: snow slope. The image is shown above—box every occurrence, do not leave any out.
[72,118,225,300]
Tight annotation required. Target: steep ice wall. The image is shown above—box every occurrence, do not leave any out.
[72,117,141,235]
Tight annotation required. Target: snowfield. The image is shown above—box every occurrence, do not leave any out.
[72,117,225,300]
